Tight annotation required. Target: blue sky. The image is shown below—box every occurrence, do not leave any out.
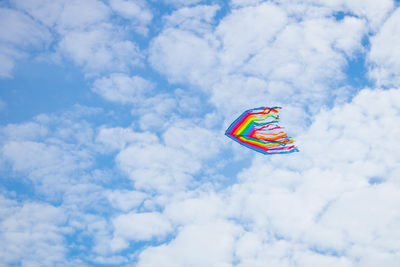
[1,0,400,266]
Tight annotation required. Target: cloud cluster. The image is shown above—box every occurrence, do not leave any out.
[0,108,97,197]
[115,123,222,193]
[2,0,151,77]
[92,73,155,104]
[134,88,400,266]
[0,198,70,266]
[145,0,391,144]
[1,0,400,266]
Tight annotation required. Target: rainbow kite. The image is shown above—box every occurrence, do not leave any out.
[225,107,299,154]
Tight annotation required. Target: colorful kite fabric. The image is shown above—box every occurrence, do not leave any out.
[225,107,299,155]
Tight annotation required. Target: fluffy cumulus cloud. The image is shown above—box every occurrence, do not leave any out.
[111,211,172,251]
[92,73,154,104]
[133,88,400,266]
[311,0,394,30]
[1,0,400,266]
[109,0,153,35]
[58,25,142,75]
[0,110,97,197]
[5,0,145,77]
[115,123,222,193]
[0,197,70,266]
[137,221,241,267]
[149,5,220,85]
[149,1,371,121]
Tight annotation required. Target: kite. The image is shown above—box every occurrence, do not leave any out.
[225,107,299,154]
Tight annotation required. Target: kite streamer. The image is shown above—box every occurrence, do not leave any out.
[225,107,299,154]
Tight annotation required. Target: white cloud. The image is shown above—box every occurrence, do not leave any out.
[234,236,354,267]
[127,88,203,132]
[3,1,400,265]
[239,0,393,31]
[111,212,172,251]
[149,28,218,85]
[116,123,221,193]
[0,8,50,47]
[2,141,84,175]
[318,184,400,249]
[0,122,48,141]
[0,107,133,262]
[149,5,220,85]
[312,0,394,30]
[216,3,287,71]
[109,0,153,35]
[11,0,143,76]
[226,88,400,265]
[0,8,50,78]
[368,7,400,87]
[59,27,141,75]
[136,93,178,130]
[131,88,400,266]
[11,0,66,27]
[164,4,220,34]
[223,14,366,108]
[107,190,147,211]
[57,0,110,31]
[294,248,353,267]
[149,2,368,120]
[230,0,264,8]
[163,124,221,159]
[0,198,69,266]
[0,108,100,198]
[116,142,199,192]
[164,192,226,225]
[13,0,110,31]
[96,126,158,151]
[137,221,241,267]
[92,73,154,103]
[2,140,93,198]
[160,0,203,7]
